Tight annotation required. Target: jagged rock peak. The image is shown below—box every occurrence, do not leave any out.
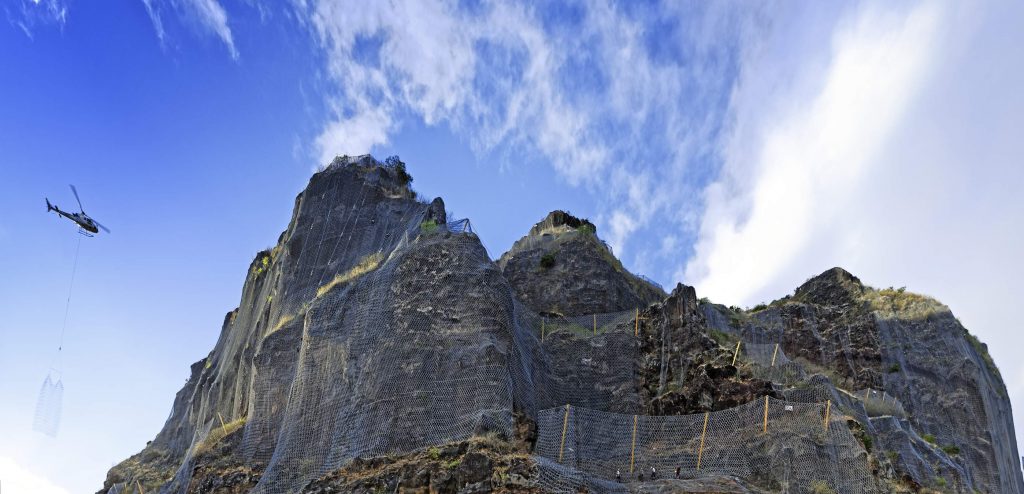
[310,154,415,200]
[527,210,596,237]
[499,210,664,316]
[793,266,865,306]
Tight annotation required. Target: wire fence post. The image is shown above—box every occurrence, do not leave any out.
[629,414,638,474]
[558,404,570,463]
[634,308,639,337]
[696,411,710,470]
[770,343,779,367]
[593,314,597,336]
[823,400,832,431]
[762,396,769,434]
[217,412,227,432]
[732,341,741,366]
[136,479,146,494]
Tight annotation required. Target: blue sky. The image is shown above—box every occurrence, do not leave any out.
[1,1,1023,492]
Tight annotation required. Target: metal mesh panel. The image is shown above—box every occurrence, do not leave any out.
[32,373,63,437]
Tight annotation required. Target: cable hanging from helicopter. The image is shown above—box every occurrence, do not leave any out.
[34,185,110,437]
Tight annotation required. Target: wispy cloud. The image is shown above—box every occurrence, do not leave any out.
[296,1,764,264]
[5,0,68,39]
[140,0,238,59]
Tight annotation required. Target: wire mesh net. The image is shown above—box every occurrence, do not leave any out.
[115,161,932,494]
[533,397,875,494]
[33,373,63,437]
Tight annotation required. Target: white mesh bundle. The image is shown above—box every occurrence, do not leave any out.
[32,373,63,437]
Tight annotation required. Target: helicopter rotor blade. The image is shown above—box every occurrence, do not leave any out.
[94,220,111,234]
[69,184,85,212]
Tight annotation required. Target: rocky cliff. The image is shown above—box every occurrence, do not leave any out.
[498,210,665,316]
[100,157,1021,494]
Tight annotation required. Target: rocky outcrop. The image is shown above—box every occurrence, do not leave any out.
[702,267,1023,494]
[100,158,1020,494]
[498,210,664,316]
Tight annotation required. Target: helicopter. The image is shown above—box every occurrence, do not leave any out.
[46,185,110,236]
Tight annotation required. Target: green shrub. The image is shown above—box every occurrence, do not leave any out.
[540,252,556,269]
[384,155,412,185]
[577,223,596,235]
[888,363,901,373]
[935,476,948,488]
[709,329,734,348]
[941,444,960,455]
[751,303,768,312]
[427,447,441,460]
[922,433,937,444]
[420,219,439,234]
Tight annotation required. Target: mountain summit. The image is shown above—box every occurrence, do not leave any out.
[100,156,1021,494]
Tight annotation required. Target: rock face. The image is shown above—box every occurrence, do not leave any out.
[702,268,1023,494]
[498,210,665,316]
[100,158,1021,494]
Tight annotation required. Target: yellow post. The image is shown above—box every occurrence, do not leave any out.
[136,479,146,494]
[635,308,639,337]
[558,405,570,463]
[762,396,769,434]
[823,400,832,431]
[770,343,779,367]
[696,412,710,470]
[217,412,227,431]
[864,389,870,402]
[732,341,741,366]
[593,314,597,335]
[629,414,638,473]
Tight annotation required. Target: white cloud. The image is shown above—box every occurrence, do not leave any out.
[298,1,765,266]
[685,0,1024,464]
[0,456,70,494]
[181,0,237,59]
[686,2,945,303]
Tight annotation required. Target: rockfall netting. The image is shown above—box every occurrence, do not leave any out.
[534,397,876,494]
[740,341,807,386]
[122,166,882,494]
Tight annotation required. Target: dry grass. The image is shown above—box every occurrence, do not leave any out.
[193,417,247,456]
[860,287,947,320]
[316,252,384,298]
[271,313,296,333]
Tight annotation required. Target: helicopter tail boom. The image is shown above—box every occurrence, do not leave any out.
[46,198,56,213]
